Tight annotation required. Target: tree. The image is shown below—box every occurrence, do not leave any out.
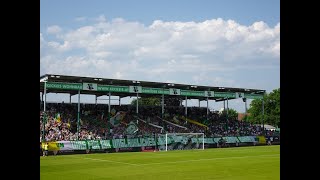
[220,108,238,121]
[247,88,280,127]
[130,97,161,106]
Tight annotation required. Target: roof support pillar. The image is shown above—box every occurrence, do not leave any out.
[262,98,265,134]
[207,98,209,122]
[42,82,47,142]
[185,96,188,121]
[161,93,164,119]
[76,89,81,140]
[136,92,139,115]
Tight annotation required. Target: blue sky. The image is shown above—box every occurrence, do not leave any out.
[41,0,279,28]
[40,0,280,113]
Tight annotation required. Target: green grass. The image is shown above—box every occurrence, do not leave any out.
[40,145,280,180]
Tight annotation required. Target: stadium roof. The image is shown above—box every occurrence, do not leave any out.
[40,74,265,101]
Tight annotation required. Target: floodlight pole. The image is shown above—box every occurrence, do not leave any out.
[42,81,47,142]
[262,98,265,134]
[108,91,111,135]
[77,89,81,140]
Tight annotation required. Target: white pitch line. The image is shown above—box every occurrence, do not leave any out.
[138,154,280,166]
[83,157,141,166]
[83,154,279,167]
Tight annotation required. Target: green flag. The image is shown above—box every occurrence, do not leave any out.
[126,121,139,135]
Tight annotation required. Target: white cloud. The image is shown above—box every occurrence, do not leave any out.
[47,25,62,34]
[40,17,280,102]
[192,73,235,87]
[95,15,107,22]
[114,72,123,79]
[40,33,44,48]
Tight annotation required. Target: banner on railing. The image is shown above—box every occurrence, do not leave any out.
[46,140,112,151]
[44,135,275,151]
[237,136,257,143]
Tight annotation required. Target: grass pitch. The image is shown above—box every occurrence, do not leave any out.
[40,145,280,180]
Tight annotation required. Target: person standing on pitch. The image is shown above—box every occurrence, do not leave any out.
[43,143,49,157]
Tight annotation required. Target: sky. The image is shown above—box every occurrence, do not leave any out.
[40,0,280,113]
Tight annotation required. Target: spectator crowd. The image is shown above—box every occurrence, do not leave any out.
[40,102,274,142]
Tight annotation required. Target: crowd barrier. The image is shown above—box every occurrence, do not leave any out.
[40,135,279,155]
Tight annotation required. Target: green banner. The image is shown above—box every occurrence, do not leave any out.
[141,87,170,95]
[45,82,263,99]
[46,82,82,90]
[97,85,109,91]
[181,90,204,97]
[100,140,112,149]
[87,140,102,149]
[48,136,265,151]
[97,85,129,93]
[237,136,256,143]
[244,94,264,99]
[191,137,203,143]
[112,138,156,148]
[157,137,168,145]
[70,141,87,150]
[203,138,215,144]
[213,137,239,143]
[214,92,236,98]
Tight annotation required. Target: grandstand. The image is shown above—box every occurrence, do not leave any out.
[39,74,279,155]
